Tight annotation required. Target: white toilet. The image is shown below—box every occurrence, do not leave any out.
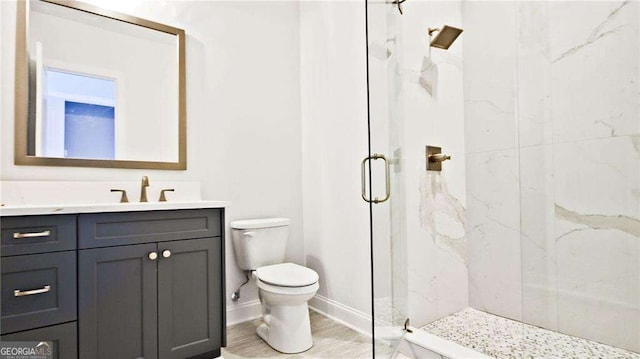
[230,218,319,354]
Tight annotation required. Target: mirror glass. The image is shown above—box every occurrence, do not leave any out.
[16,0,185,169]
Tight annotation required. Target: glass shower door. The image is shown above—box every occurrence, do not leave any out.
[365,0,491,358]
[364,0,409,357]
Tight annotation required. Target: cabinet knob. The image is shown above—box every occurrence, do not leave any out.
[162,250,171,258]
[148,252,158,260]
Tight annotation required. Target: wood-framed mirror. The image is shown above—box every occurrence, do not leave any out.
[14,0,186,170]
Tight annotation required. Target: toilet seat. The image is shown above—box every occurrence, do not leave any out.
[255,262,318,287]
[256,279,319,296]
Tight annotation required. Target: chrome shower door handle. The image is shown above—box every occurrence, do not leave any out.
[378,153,391,203]
[361,153,391,204]
[361,155,373,203]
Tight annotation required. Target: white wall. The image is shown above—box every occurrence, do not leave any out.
[195,1,304,318]
[299,1,373,331]
[1,0,303,317]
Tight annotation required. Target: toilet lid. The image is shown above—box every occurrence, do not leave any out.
[256,263,319,287]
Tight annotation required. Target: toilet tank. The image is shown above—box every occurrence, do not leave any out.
[230,218,290,270]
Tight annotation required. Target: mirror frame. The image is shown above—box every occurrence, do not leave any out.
[14,0,187,170]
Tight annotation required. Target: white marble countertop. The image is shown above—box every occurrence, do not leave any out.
[0,201,230,217]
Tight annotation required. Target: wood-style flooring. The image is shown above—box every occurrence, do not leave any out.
[222,310,379,359]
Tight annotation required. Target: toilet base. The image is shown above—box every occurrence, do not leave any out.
[256,302,313,354]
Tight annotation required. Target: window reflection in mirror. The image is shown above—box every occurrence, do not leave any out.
[32,68,117,159]
[64,101,116,160]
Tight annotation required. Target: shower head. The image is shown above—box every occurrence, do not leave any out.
[428,25,463,50]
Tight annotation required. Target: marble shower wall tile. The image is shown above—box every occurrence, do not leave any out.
[420,170,466,263]
[555,223,639,353]
[553,136,640,352]
[406,150,469,327]
[517,2,552,148]
[392,1,469,327]
[406,205,441,326]
[462,1,523,324]
[466,149,522,322]
[435,246,469,320]
[462,1,518,153]
[464,2,640,350]
[419,167,469,321]
[555,226,639,353]
[519,145,558,330]
[554,136,639,219]
[549,1,640,143]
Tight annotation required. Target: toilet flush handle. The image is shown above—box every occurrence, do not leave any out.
[243,231,256,238]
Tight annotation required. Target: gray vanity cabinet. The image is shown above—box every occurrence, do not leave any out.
[77,209,225,359]
[78,238,223,359]
[1,208,225,359]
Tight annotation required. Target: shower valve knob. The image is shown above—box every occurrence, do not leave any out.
[426,145,450,171]
[429,153,451,162]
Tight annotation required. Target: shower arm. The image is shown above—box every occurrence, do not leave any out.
[427,28,440,58]
[392,0,407,15]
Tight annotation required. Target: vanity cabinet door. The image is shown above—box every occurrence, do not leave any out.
[1,215,76,256]
[157,237,223,359]
[78,243,158,359]
[1,251,77,334]
[1,322,77,359]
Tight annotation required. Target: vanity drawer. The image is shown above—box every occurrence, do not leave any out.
[1,215,76,256]
[78,209,222,248]
[1,322,78,359]
[1,251,77,334]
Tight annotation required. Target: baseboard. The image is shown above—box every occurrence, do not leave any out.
[226,299,261,326]
[309,294,372,336]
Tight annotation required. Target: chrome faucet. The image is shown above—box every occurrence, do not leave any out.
[140,176,150,202]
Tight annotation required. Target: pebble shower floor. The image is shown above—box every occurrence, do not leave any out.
[422,308,640,359]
